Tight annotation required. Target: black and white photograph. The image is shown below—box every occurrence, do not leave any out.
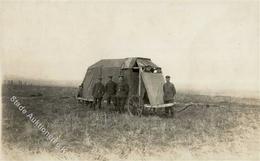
[1,0,259,161]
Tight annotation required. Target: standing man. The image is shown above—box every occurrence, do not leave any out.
[77,83,83,98]
[116,75,129,113]
[163,75,176,117]
[105,76,117,106]
[92,77,105,110]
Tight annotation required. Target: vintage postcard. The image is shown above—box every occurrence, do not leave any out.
[1,0,259,161]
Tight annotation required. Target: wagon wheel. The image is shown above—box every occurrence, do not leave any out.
[127,95,144,116]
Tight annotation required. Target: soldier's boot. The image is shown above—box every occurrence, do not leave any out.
[113,101,117,111]
[170,107,175,118]
[98,101,101,109]
[168,109,173,117]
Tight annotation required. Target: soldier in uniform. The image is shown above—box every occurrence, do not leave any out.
[105,76,117,106]
[77,83,83,98]
[116,75,129,113]
[163,75,176,117]
[92,77,105,110]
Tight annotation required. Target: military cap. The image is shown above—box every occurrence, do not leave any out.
[165,75,170,78]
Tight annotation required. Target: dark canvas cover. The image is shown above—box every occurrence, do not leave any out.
[79,57,162,103]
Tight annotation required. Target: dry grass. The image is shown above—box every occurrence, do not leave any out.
[2,85,260,161]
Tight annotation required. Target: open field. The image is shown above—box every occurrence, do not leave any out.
[1,85,260,161]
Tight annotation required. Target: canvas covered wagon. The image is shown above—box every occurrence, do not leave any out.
[77,57,174,115]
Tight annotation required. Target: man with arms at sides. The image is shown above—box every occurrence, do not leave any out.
[163,75,176,117]
[105,76,117,108]
[116,75,129,113]
[92,77,105,110]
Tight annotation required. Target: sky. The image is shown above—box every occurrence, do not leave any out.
[1,0,259,93]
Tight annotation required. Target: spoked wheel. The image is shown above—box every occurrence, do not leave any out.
[127,95,144,116]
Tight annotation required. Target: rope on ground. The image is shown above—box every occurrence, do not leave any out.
[175,103,194,113]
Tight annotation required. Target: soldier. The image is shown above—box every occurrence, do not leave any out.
[92,77,105,110]
[116,75,129,113]
[163,75,176,117]
[105,76,117,106]
[77,83,83,98]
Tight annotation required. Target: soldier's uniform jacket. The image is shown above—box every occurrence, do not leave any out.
[77,86,83,97]
[105,80,117,95]
[163,82,176,101]
[92,82,105,98]
[116,81,129,98]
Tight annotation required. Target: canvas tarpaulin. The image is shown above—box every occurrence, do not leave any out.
[141,72,164,106]
[121,57,159,69]
[89,59,126,69]
[137,59,159,68]
[121,58,137,69]
[78,57,162,102]
[82,68,98,101]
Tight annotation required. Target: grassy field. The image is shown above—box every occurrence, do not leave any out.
[1,85,260,161]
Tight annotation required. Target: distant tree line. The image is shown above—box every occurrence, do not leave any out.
[3,80,33,86]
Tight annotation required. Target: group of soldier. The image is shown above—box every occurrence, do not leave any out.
[91,75,129,113]
[80,74,176,116]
